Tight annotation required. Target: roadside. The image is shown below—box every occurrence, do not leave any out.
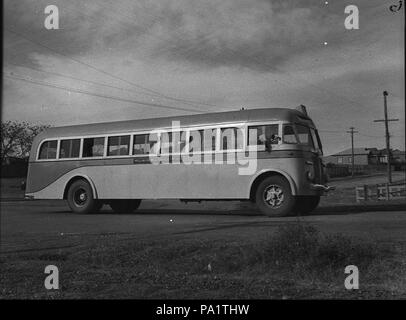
[320,171,405,206]
[1,219,405,299]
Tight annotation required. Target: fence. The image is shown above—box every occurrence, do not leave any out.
[355,182,406,202]
[326,164,393,178]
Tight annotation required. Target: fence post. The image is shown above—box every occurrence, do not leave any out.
[386,183,390,200]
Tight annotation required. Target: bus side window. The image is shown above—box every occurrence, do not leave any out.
[189,130,203,153]
[83,137,105,157]
[221,127,244,150]
[38,140,57,159]
[202,128,217,152]
[171,131,187,154]
[108,135,130,156]
[59,139,80,158]
[160,132,172,154]
[283,125,297,144]
[133,134,158,155]
[248,125,279,148]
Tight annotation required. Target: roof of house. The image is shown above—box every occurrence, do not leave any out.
[381,149,405,155]
[332,148,372,156]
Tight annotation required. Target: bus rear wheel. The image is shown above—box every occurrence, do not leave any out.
[109,200,141,214]
[67,180,98,214]
[255,176,295,217]
[294,196,320,215]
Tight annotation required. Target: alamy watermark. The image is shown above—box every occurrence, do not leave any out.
[44,4,364,32]
[44,265,59,290]
[143,121,263,176]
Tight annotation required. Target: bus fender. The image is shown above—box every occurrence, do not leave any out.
[249,169,297,197]
[63,174,98,200]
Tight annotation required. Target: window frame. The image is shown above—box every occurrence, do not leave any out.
[107,134,131,157]
[282,123,299,145]
[294,123,315,147]
[59,138,81,159]
[35,122,250,161]
[132,132,161,156]
[82,136,107,159]
[247,121,282,151]
[37,139,60,161]
[219,126,246,152]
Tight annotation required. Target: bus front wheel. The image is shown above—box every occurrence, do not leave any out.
[67,179,98,214]
[255,176,295,217]
[109,200,141,214]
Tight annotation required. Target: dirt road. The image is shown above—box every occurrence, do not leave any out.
[1,199,406,254]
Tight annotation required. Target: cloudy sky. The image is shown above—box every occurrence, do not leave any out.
[3,0,404,155]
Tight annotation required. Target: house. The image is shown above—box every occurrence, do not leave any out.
[384,149,405,164]
[324,148,405,166]
[324,148,378,165]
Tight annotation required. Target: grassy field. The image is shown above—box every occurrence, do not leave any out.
[1,223,405,299]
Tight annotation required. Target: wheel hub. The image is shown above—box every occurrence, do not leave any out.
[74,188,87,206]
[264,185,284,208]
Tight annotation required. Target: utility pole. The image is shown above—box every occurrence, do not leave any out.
[346,127,358,178]
[373,91,399,183]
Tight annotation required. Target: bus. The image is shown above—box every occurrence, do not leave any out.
[25,106,334,217]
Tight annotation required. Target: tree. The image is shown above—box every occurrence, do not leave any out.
[1,121,50,163]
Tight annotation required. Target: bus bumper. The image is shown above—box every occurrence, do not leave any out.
[310,184,336,193]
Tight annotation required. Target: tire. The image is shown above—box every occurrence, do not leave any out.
[255,176,295,217]
[67,179,98,214]
[109,199,141,214]
[294,196,320,215]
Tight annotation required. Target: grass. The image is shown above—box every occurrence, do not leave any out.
[1,223,405,299]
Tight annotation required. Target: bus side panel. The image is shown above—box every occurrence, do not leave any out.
[26,157,311,199]
[82,163,249,199]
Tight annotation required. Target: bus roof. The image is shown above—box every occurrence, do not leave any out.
[36,107,313,139]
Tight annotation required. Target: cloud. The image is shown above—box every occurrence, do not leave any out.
[4,0,342,71]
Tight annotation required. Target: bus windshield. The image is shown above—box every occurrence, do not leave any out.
[295,124,312,146]
[283,124,323,153]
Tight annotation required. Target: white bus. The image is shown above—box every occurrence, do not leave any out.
[25,107,334,216]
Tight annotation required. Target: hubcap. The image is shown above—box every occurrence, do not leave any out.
[263,184,284,208]
[73,188,87,206]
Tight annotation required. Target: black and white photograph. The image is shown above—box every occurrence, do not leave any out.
[1,0,405,306]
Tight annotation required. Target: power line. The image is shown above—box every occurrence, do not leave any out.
[5,73,204,114]
[7,63,166,98]
[4,28,218,109]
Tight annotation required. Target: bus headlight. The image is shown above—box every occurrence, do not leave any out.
[305,160,315,182]
[307,170,315,182]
